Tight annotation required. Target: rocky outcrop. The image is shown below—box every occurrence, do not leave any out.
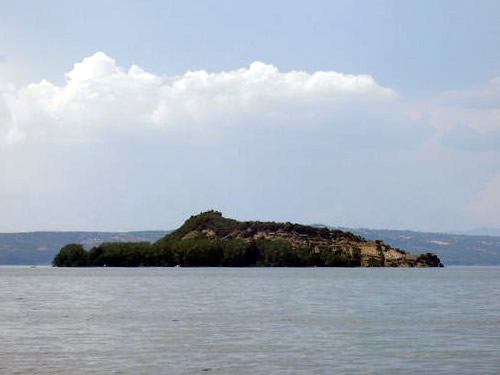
[168,211,444,267]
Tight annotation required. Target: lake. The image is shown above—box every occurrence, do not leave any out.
[1,266,499,374]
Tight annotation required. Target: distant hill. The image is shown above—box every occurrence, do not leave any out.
[0,231,168,265]
[450,228,500,237]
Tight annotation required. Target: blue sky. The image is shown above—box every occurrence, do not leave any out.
[1,0,500,232]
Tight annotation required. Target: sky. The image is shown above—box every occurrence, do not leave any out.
[1,0,500,232]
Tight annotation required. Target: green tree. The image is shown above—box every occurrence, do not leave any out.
[52,244,87,267]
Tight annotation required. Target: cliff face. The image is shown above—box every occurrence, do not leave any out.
[167,211,443,267]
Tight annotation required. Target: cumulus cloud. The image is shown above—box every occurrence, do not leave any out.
[150,61,397,128]
[2,53,163,143]
[0,52,400,143]
[3,51,497,152]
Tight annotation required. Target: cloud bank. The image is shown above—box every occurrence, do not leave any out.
[0,52,399,143]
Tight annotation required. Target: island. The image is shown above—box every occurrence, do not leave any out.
[52,211,443,267]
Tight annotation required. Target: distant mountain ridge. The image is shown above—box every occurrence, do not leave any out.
[449,228,500,237]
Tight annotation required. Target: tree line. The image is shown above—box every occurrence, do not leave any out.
[52,238,361,267]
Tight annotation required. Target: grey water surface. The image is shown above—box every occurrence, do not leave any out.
[1,266,499,375]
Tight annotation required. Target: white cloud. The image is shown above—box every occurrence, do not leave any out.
[0,52,399,143]
[2,53,164,143]
[150,61,398,131]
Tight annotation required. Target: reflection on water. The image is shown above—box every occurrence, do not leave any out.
[1,267,499,374]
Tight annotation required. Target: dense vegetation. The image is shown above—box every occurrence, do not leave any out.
[53,211,367,267]
[52,238,361,267]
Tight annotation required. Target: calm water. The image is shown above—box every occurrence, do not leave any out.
[1,267,499,375]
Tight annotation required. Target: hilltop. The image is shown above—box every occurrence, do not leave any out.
[164,211,442,267]
[52,211,443,267]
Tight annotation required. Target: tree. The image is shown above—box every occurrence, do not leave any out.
[52,244,87,267]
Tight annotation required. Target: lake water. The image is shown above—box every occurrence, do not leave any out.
[1,266,499,375]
